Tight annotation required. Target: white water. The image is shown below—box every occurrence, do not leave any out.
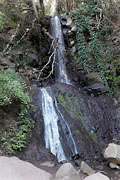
[50,16,71,84]
[41,87,66,162]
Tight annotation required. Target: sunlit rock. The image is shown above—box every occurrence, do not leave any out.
[80,161,96,175]
[83,172,110,180]
[66,18,73,27]
[55,163,80,180]
[104,143,120,164]
[0,156,51,180]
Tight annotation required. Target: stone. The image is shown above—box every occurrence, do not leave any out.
[66,18,73,27]
[72,46,77,54]
[55,162,80,180]
[71,25,76,32]
[61,19,67,26]
[0,156,51,180]
[86,72,103,85]
[80,161,96,175]
[109,162,120,169]
[83,172,110,180]
[88,83,108,94]
[70,40,75,47]
[63,28,68,34]
[104,143,120,164]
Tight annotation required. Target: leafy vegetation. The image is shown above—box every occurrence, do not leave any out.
[0,68,34,154]
[69,0,120,95]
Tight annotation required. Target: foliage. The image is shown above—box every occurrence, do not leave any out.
[70,5,110,92]
[0,68,34,154]
[69,0,120,94]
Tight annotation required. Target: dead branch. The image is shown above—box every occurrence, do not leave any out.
[37,37,58,81]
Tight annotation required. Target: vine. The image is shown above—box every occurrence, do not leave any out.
[70,4,111,93]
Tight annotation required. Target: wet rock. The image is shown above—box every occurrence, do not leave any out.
[80,161,96,175]
[104,143,120,164]
[55,163,80,180]
[109,162,120,169]
[83,172,110,180]
[0,156,52,180]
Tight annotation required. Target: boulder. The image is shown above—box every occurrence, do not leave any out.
[55,162,80,180]
[83,172,110,180]
[85,72,103,86]
[104,143,120,164]
[80,161,96,175]
[0,156,51,180]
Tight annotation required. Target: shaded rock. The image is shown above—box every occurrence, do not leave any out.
[85,72,103,86]
[80,161,96,175]
[104,143,120,164]
[55,162,80,180]
[83,172,110,180]
[0,156,52,180]
[0,58,14,67]
[27,53,39,67]
[87,83,108,94]
[109,162,120,169]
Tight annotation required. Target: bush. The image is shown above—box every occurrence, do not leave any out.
[0,68,34,154]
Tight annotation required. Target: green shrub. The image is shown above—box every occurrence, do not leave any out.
[0,68,34,154]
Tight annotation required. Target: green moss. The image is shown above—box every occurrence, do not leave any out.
[58,94,65,106]
[58,93,83,120]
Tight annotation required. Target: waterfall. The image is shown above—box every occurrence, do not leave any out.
[40,16,78,162]
[50,16,71,84]
[41,87,66,162]
[41,87,78,162]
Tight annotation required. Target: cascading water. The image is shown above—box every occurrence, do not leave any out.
[50,16,71,84]
[41,87,66,162]
[41,16,78,162]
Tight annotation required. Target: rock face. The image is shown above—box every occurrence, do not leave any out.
[104,143,120,164]
[83,173,110,180]
[55,163,80,180]
[0,156,51,180]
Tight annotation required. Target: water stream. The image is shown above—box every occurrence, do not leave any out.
[41,16,78,162]
[50,16,71,84]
